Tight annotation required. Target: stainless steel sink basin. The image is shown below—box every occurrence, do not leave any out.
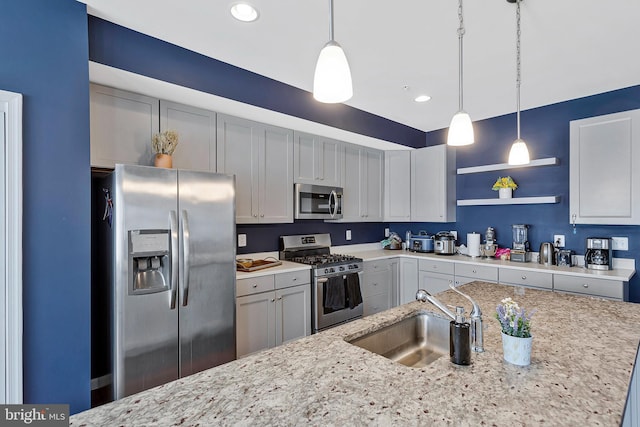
[348,312,450,368]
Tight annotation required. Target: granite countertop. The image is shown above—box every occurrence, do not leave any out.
[71,282,640,426]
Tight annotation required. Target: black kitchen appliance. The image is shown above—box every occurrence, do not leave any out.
[585,237,612,270]
[280,234,363,332]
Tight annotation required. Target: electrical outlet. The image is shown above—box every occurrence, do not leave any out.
[346,230,352,241]
[238,234,247,247]
[449,230,458,240]
[612,237,629,251]
[553,234,565,248]
[384,228,390,237]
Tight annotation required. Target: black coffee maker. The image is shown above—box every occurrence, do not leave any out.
[585,237,612,270]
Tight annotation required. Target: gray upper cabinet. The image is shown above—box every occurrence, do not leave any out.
[217,114,293,224]
[410,145,456,222]
[159,100,216,172]
[341,144,384,222]
[293,132,343,187]
[384,150,411,222]
[90,83,159,168]
[570,109,640,225]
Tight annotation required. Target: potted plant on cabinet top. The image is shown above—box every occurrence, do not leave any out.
[496,297,535,366]
[152,130,179,168]
[492,176,518,199]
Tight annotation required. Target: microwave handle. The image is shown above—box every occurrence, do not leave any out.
[329,190,337,218]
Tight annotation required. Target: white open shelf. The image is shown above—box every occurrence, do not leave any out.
[457,157,559,175]
[457,196,559,206]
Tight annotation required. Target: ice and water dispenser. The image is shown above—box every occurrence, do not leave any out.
[128,230,171,294]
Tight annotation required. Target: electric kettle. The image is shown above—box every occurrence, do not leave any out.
[539,242,556,266]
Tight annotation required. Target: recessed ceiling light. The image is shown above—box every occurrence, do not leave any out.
[414,95,431,103]
[230,2,259,22]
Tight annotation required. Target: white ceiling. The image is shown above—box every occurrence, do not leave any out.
[80,0,640,133]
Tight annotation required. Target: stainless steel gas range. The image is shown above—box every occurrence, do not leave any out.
[279,234,363,333]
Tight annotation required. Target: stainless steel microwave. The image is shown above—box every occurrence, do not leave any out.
[294,183,343,220]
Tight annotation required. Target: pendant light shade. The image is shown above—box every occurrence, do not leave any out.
[313,0,353,103]
[507,0,530,165]
[508,138,530,165]
[447,111,474,146]
[447,0,474,146]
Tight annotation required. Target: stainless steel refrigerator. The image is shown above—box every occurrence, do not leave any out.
[96,164,236,400]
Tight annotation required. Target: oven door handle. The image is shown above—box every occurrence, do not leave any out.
[317,277,328,283]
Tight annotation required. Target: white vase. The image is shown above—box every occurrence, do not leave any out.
[501,332,532,366]
[498,188,513,199]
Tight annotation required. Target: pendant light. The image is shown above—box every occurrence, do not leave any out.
[447,0,474,146]
[507,0,530,165]
[313,0,353,103]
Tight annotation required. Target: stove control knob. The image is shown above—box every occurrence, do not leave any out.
[324,268,329,274]
[339,266,345,271]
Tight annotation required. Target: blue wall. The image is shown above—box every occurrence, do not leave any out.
[0,0,91,413]
[393,86,640,303]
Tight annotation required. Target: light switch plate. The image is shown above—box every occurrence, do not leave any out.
[238,234,247,247]
[611,237,629,251]
[346,230,352,241]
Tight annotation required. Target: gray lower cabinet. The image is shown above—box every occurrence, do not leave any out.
[90,84,159,168]
[454,263,498,286]
[399,257,419,305]
[342,144,384,222]
[293,132,342,187]
[217,114,293,223]
[236,271,311,358]
[553,274,627,301]
[159,100,216,172]
[418,259,455,294]
[362,259,394,316]
[498,268,553,290]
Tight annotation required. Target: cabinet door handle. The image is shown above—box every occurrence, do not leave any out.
[521,276,527,280]
[260,214,264,218]
[252,284,258,288]
[583,284,589,288]
[270,298,275,302]
[472,269,477,274]
[277,296,283,300]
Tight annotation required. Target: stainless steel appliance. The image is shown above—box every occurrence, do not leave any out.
[280,234,363,332]
[294,183,343,220]
[539,242,556,266]
[481,227,497,258]
[434,231,456,255]
[511,224,531,262]
[556,249,574,267]
[95,164,236,400]
[409,232,434,253]
[585,237,612,270]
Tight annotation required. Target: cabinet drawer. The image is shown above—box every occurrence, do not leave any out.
[455,263,498,282]
[364,259,392,274]
[275,270,310,289]
[499,268,553,289]
[236,275,275,297]
[554,275,625,300]
[418,259,454,275]
[363,292,391,317]
[362,271,391,298]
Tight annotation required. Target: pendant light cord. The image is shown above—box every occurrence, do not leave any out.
[457,0,465,111]
[329,0,335,41]
[516,0,522,140]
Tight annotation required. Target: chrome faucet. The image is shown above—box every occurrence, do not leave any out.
[416,285,484,353]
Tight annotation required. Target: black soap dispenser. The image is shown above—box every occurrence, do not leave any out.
[450,306,471,366]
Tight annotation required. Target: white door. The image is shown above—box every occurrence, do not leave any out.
[0,89,23,404]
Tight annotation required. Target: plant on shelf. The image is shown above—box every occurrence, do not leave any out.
[491,176,518,191]
[152,130,179,168]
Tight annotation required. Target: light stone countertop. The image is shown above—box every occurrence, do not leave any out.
[71,282,640,426]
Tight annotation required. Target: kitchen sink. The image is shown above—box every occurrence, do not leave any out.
[348,312,450,368]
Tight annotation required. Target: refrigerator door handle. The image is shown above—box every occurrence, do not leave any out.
[169,210,178,309]
[180,209,191,306]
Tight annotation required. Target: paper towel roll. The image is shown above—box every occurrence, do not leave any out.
[467,233,481,257]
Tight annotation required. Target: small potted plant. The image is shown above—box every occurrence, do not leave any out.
[152,130,179,168]
[496,297,535,366]
[492,176,518,199]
